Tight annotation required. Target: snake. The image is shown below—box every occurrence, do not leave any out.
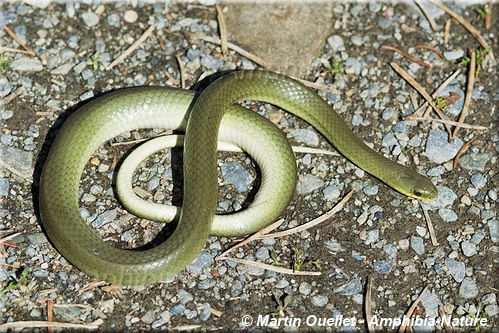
[39,70,438,285]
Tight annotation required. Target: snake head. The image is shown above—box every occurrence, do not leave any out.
[396,172,438,200]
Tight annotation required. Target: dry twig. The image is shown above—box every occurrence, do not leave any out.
[405,69,460,119]
[0,320,103,330]
[0,86,26,107]
[414,0,439,31]
[366,276,375,333]
[453,136,476,169]
[190,33,267,68]
[452,48,475,138]
[107,25,156,70]
[428,0,494,60]
[222,257,321,276]
[215,4,228,55]
[390,62,451,135]
[3,25,36,56]
[408,117,487,131]
[175,54,186,89]
[444,19,451,45]
[382,45,432,68]
[414,45,445,59]
[397,285,429,333]
[420,202,438,246]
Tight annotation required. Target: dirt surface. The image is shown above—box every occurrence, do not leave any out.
[0,1,498,332]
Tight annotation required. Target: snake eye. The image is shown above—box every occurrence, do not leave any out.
[413,190,422,197]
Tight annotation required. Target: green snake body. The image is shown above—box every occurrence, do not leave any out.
[39,70,437,285]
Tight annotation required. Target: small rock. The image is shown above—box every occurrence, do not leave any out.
[461,241,477,257]
[92,209,117,228]
[323,184,340,200]
[186,251,213,275]
[0,178,9,197]
[444,258,465,282]
[458,277,478,298]
[411,236,425,255]
[289,128,319,146]
[365,229,379,245]
[311,295,328,307]
[458,153,491,171]
[373,259,393,274]
[438,208,458,222]
[296,174,324,194]
[221,162,254,193]
[327,35,345,52]
[443,50,464,61]
[124,10,138,23]
[470,173,487,188]
[425,130,463,164]
[363,185,379,196]
[487,219,498,243]
[299,282,312,295]
[333,277,362,296]
[10,57,43,71]
[81,11,99,27]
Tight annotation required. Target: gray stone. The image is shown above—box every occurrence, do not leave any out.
[445,258,465,282]
[10,57,43,72]
[81,11,99,27]
[186,251,213,275]
[425,130,463,164]
[470,173,487,188]
[411,236,425,255]
[443,50,465,61]
[458,153,491,171]
[458,277,478,299]
[92,209,117,228]
[438,208,458,222]
[221,161,254,193]
[0,178,8,197]
[487,219,498,243]
[311,294,328,307]
[333,277,362,296]
[461,241,477,257]
[373,259,393,274]
[289,128,319,146]
[323,184,341,200]
[296,174,324,194]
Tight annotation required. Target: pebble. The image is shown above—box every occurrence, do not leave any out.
[458,277,478,299]
[288,128,319,146]
[81,11,99,27]
[124,10,138,23]
[362,184,378,196]
[333,277,362,296]
[327,35,345,52]
[438,208,458,222]
[296,174,324,194]
[461,241,477,257]
[0,178,8,197]
[470,173,487,189]
[91,209,117,228]
[487,220,498,243]
[425,130,463,164]
[444,258,465,282]
[221,162,254,193]
[365,229,379,245]
[443,50,464,61]
[10,57,44,72]
[458,152,491,171]
[322,184,340,200]
[185,251,213,275]
[373,259,393,274]
[410,236,425,255]
[311,295,328,307]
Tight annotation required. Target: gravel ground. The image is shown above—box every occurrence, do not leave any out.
[0,1,498,332]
